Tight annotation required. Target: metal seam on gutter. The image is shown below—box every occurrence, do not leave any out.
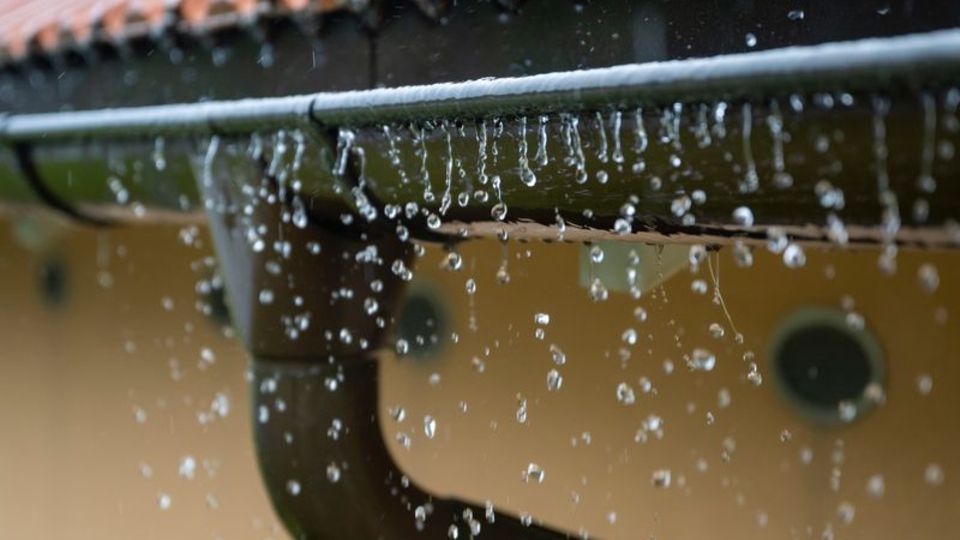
[2,28,960,142]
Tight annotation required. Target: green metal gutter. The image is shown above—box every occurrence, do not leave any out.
[1,29,959,247]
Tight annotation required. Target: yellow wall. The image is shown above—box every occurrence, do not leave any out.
[0,218,285,539]
[382,240,960,539]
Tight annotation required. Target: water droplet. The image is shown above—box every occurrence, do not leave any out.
[918,263,940,292]
[916,373,933,395]
[616,382,636,405]
[549,344,567,365]
[326,463,341,483]
[178,455,196,479]
[709,322,725,339]
[258,289,275,305]
[671,194,692,217]
[491,202,508,221]
[688,348,716,371]
[838,400,858,423]
[534,312,551,325]
[590,245,605,264]
[524,463,546,483]
[925,463,945,486]
[589,278,608,302]
[158,493,172,510]
[866,474,885,498]
[787,9,805,20]
[745,32,758,47]
[465,279,477,295]
[837,501,856,525]
[286,479,301,496]
[423,416,437,439]
[442,252,463,271]
[546,369,563,391]
[783,243,806,268]
[651,469,672,488]
[690,279,708,295]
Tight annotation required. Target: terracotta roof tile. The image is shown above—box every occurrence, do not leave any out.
[0,0,357,62]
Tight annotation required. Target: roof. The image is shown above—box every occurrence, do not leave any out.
[0,0,365,63]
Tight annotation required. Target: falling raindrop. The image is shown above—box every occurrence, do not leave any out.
[524,463,546,484]
[326,463,342,483]
[918,263,940,292]
[546,369,563,391]
[866,474,886,498]
[688,348,717,371]
[423,416,437,439]
[925,463,945,486]
[651,469,672,488]
[286,480,301,496]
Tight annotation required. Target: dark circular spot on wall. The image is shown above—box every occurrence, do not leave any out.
[39,257,68,308]
[770,308,884,425]
[396,290,446,359]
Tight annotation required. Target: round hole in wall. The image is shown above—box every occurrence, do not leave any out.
[769,308,885,425]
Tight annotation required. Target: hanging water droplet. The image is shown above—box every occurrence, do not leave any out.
[465,279,477,295]
[590,245,605,264]
[732,206,755,227]
[442,252,463,271]
[671,194,692,217]
[783,243,806,268]
[491,202,508,221]
[733,241,754,268]
[616,382,636,405]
